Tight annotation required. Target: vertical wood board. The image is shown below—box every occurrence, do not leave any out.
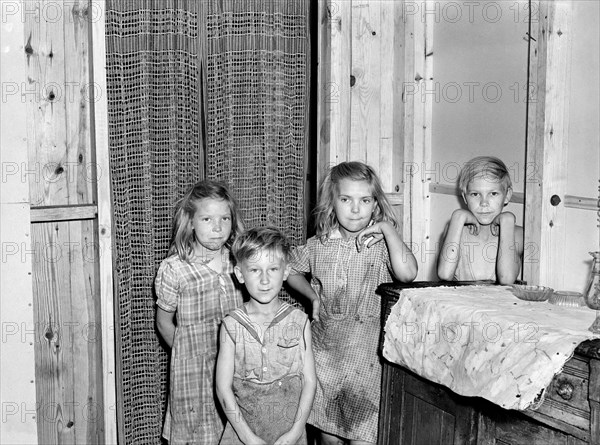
[402,1,433,279]
[349,0,381,167]
[391,0,406,210]
[523,0,573,289]
[317,0,405,200]
[378,0,399,192]
[21,1,109,444]
[24,0,94,207]
[31,220,103,444]
[0,204,38,444]
[1,7,39,444]
[63,0,94,206]
[317,0,332,186]
[90,0,118,441]
[318,0,352,181]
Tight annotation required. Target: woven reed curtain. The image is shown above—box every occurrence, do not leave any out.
[105,1,310,443]
[202,0,310,247]
[105,1,202,443]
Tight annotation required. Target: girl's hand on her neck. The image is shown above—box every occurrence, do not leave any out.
[356,221,390,252]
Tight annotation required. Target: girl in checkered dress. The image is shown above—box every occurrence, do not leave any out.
[287,162,418,444]
[155,180,244,444]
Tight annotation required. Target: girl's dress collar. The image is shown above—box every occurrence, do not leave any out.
[328,228,357,241]
[329,229,343,239]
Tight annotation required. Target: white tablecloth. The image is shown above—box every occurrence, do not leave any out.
[383,285,600,410]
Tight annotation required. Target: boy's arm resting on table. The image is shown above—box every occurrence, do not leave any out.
[437,210,474,281]
[156,307,176,348]
[216,326,267,445]
[285,274,320,322]
[274,318,316,445]
[493,212,524,285]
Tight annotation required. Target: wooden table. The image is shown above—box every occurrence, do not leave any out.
[378,282,600,445]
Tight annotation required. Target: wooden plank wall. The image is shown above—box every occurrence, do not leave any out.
[317,0,407,196]
[317,0,432,268]
[401,1,433,273]
[523,0,573,289]
[20,1,107,443]
[90,1,118,442]
[317,0,598,284]
[1,6,38,444]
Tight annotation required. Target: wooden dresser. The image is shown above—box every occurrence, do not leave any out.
[378,282,600,445]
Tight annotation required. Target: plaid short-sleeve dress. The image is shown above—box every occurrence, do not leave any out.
[156,251,243,445]
[289,231,392,443]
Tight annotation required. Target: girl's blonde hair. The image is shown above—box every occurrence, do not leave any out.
[168,180,243,262]
[314,161,398,239]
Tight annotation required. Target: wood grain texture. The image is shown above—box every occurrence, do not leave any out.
[0,7,39,443]
[349,0,380,166]
[523,0,573,289]
[90,0,118,442]
[381,355,594,444]
[318,0,352,178]
[317,0,405,197]
[25,2,106,443]
[30,204,97,223]
[378,0,395,192]
[317,0,331,185]
[401,1,433,279]
[428,183,596,211]
[589,360,600,445]
[25,0,94,207]
[64,0,94,206]
[31,220,103,444]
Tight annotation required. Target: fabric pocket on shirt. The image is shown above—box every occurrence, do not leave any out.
[276,341,300,367]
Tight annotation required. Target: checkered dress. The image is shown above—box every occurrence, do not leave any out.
[289,232,392,443]
[156,250,243,445]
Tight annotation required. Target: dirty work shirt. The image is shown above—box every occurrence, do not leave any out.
[156,251,242,445]
[289,231,392,442]
[219,303,309,445]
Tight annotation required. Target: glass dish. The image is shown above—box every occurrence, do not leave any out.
[510,284,554,301]
[548,291,586,307]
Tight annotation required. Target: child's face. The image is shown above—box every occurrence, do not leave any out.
[334,178,376,238]
[234,249,290,305]
[463,174,512,225]
[189,198,232,252]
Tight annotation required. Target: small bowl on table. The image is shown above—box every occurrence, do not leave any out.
[548,291,586,307]
[510,284,554,302]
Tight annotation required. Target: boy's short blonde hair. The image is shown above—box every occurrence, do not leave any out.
[232,227,290,264]
[458,156,512,195]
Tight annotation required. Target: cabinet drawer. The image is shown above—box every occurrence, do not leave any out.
[527,355,590,431]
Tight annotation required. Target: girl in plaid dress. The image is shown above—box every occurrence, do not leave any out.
[156,180,244,444]
[287,162,418,444]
